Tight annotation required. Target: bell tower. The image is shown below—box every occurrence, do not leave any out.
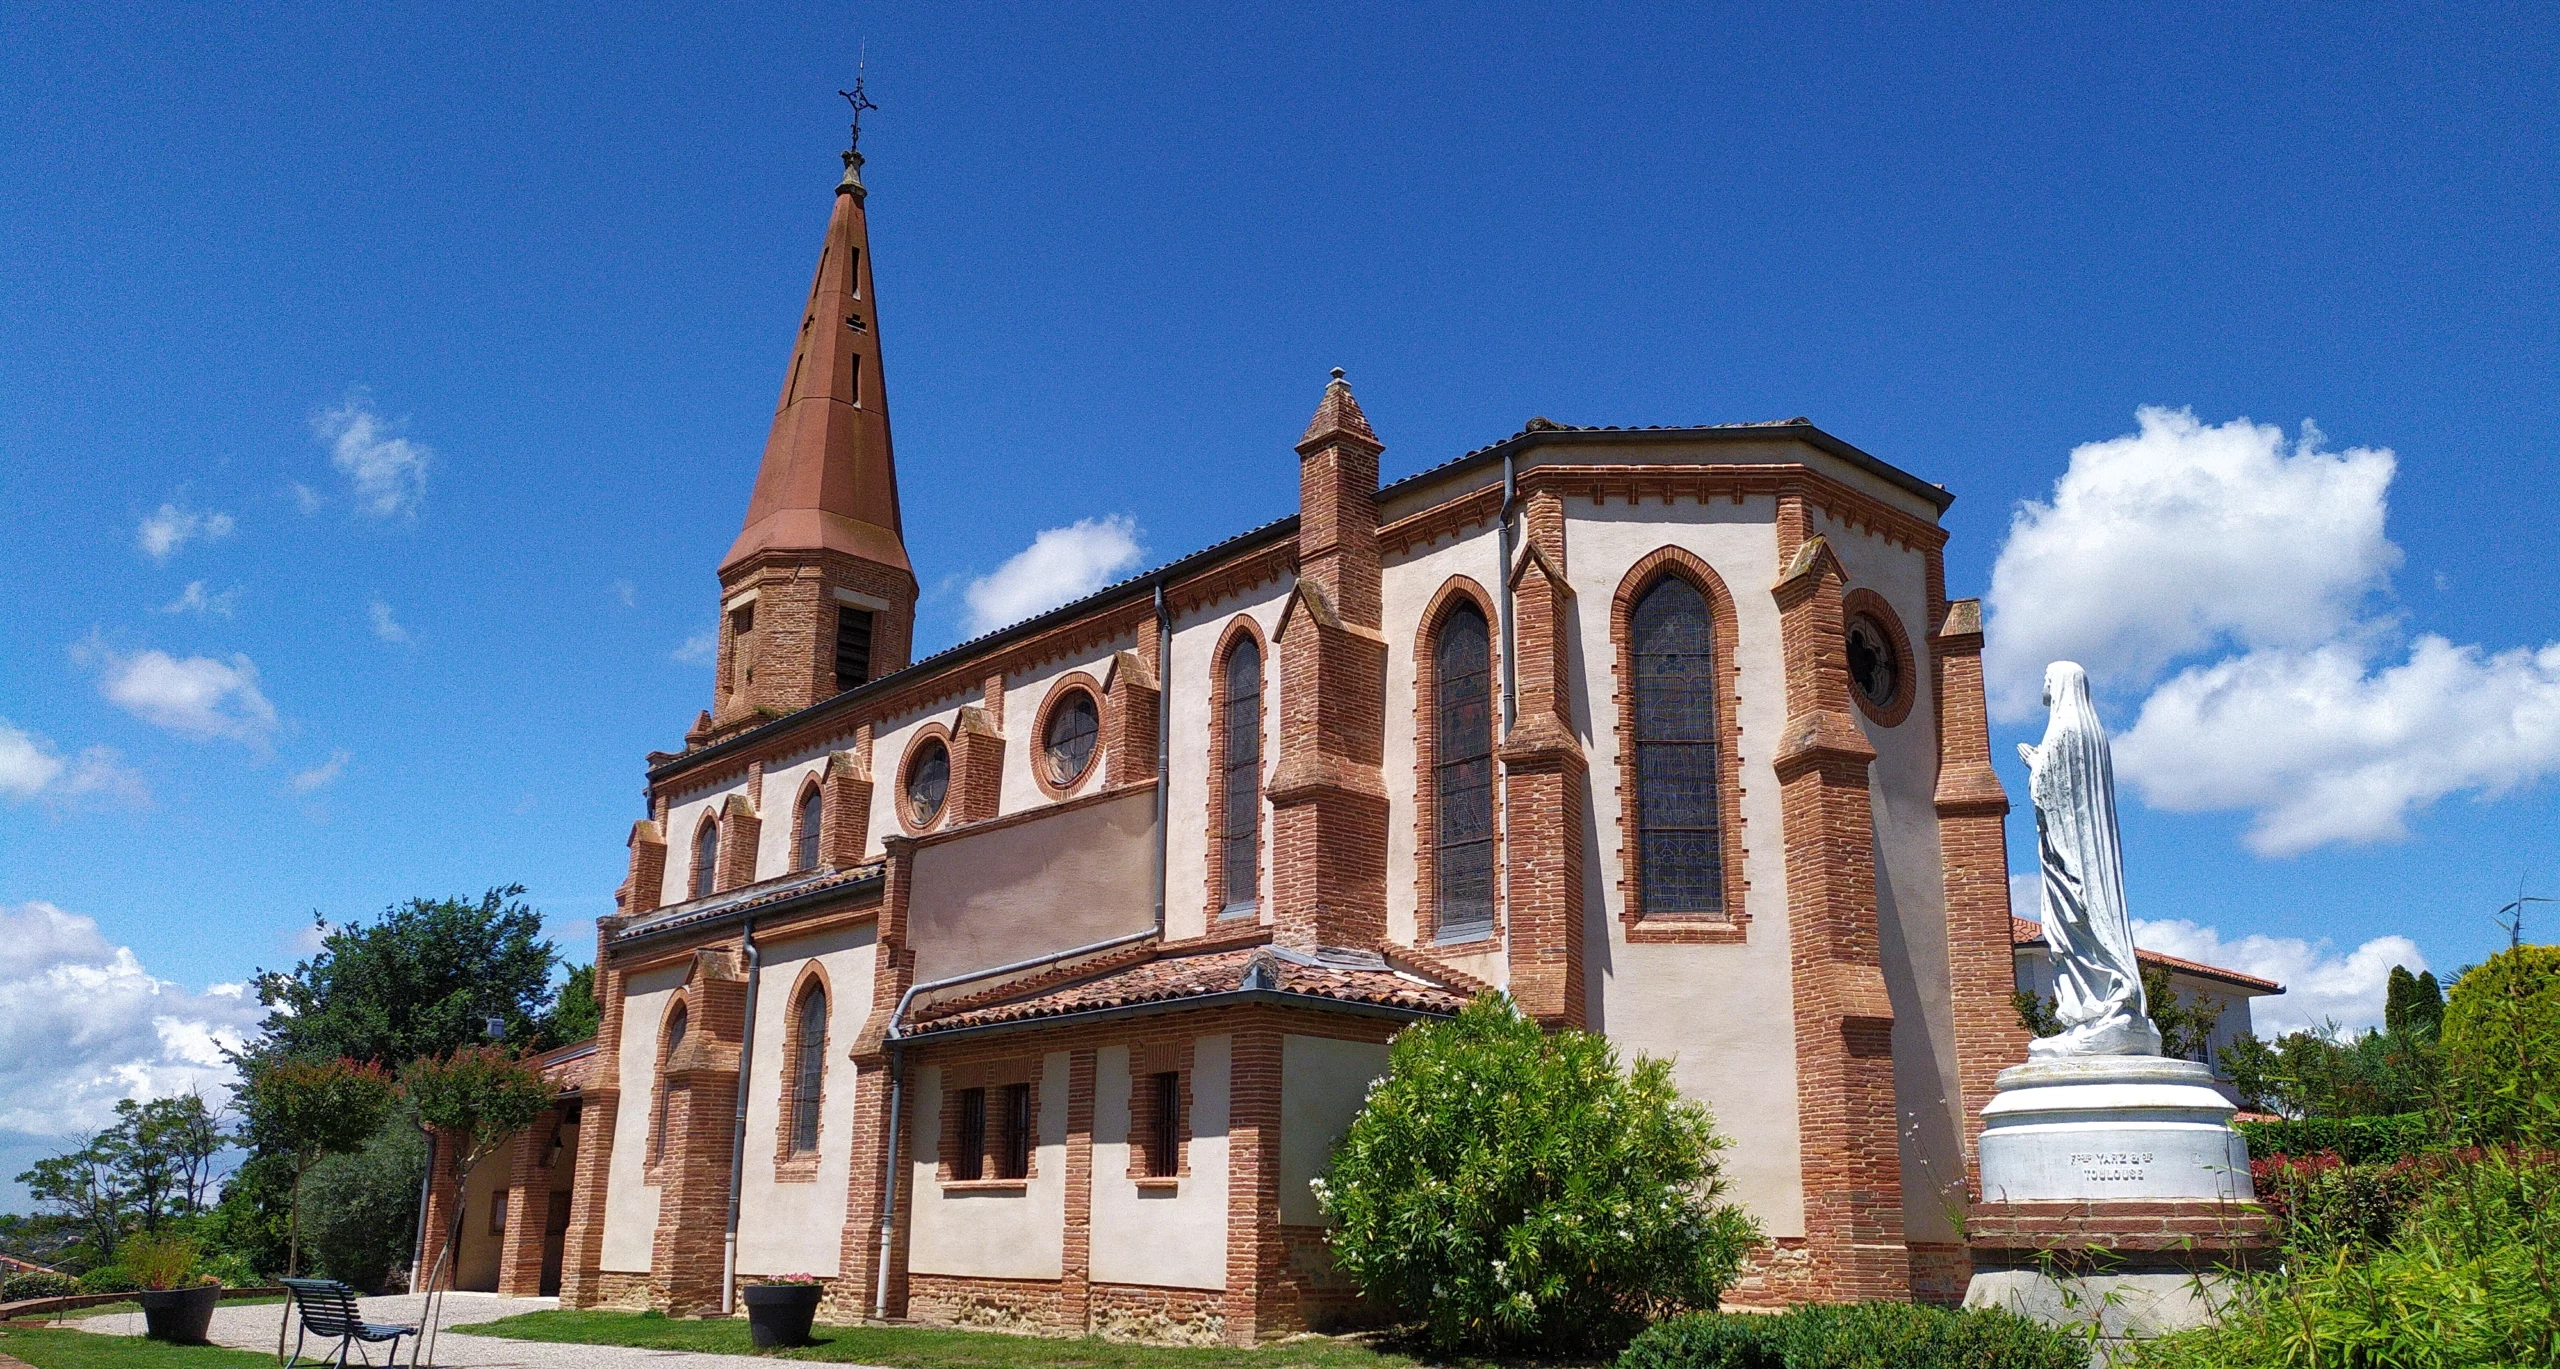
[706,116,918,739]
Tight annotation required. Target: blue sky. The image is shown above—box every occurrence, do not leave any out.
[1,3,2554,1201]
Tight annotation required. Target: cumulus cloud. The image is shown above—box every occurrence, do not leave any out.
[2118,637,2560,855]
[2132,917,2424,1038]
[313,393,431,518]
[291,749,350,793]
[672,628,717,665]
[0,719,149,810]
[135,503,236,562]
[0,901,263,1139]
[289,482,324,515]
[1984,408,2398,719]
[368,598,410,644]
[158,581,241,617]
[962,516,1144,637]
[79,641,279,746]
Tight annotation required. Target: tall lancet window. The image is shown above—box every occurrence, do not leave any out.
[1219,637,1263,919]
[1433,604,1496,942]
[796,787,823,872]
[691,817,720,900]
[1631,578,1722,913]
[788,983,826,1155]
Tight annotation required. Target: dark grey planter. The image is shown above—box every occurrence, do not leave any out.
[139,1284,220,1342]
[743,1283,823,1348]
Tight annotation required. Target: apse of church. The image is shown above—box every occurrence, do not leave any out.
[532,121,2022,1338]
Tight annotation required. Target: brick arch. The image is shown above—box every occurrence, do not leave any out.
[686,811,721,901]
[1840,586,1916,729]
[1203,614,1269,923]
[647,992,692,1173]
[789,775,827,872]
[1410,575,1503,947]
[1029,669,1107,799]
[772,958,834,1178]
[1610,545,1749,942]
[893,721,955,836]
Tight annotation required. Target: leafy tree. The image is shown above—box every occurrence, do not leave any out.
[1319,996,1759,1355]
[2221,1025,2438,1119]
[300,1122,427,1293]
[539,964,601,1049]
[2386,964,2447,1038]
[2011,966,2220,1062]
[248,886,560,1071]
[16,1140,130,1266]
[402,1045,557,1360]
[239,1057,397,1279]
[2442,944,2560,1146]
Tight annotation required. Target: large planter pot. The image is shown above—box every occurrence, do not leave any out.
[139,1284,220,1343]
[742,1283,822,1348]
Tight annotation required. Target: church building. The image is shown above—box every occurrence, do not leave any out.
[505,129,2058,1340]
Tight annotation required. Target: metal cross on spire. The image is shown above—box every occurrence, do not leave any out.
[838,51,878,152]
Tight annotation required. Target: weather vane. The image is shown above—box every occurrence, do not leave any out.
[839,48,878,152]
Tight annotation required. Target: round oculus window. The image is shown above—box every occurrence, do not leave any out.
[904,739,951,827]
[1845,614,1902,712]
[1043,690,1100,787]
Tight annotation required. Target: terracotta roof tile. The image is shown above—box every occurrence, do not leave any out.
[907,939,1469,1036]
[2012,916,2283,995]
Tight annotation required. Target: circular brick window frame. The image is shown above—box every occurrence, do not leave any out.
[1030,672,1106,799]
[896,723,954,835]
[1841,588,1916,729]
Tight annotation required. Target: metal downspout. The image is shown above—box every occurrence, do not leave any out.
[871,924,1160,1320]
[1496,450,1518,949]
[1152,583,1171,935]
[720,915,760,1315]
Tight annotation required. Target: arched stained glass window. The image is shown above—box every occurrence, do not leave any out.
[651,1001,688,1164]
[796,788,822,872]
[692,818,720,900]
[1631,577,1722,914]
[789,985,826,1154]
[1220,638,1262,918]
[1433,604,1495,942]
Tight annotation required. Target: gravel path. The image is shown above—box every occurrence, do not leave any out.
[76,1291,873,1367]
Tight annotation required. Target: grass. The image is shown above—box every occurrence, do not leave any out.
[453,1309,1434,1368]
[0,1323,282,1368]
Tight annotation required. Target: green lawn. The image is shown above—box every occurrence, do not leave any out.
[454,1309,1431,1368]
[0,1323,280,1368]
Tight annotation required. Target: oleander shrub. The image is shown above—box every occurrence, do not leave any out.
[1619,1303,2085,1369]
[75,1265,140,1295]
[2,1271,78,1302]
[2235,1111,2435,1165]
[1319,995,1760,1355]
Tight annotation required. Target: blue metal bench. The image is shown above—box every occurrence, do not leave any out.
[279,1278,415,1367]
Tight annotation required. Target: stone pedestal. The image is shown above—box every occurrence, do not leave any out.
[1963,1057,2272,1360]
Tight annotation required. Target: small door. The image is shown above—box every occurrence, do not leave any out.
[538,1192,572,1296]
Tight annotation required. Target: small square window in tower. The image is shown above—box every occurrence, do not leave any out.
[835,607,873,694]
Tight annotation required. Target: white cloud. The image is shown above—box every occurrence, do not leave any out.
[962,515,1144,637]
[0,901,263,1139]
[313,393,431,518]
[612,579,636,608]
[289,482,324,515]
[1984,408,2398,720]
[368,598,410,644]
[81,641,279,746]
[672,628,717,665]
[158,581,240,617]
[2132,917,2424,1038]
[135,504,236,562]
[0,719,148,809]
[2117,637,2560,855]
[290,749,350,793]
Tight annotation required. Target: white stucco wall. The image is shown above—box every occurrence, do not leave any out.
[1568,494,1810,1238]
[600,963,687,1271]
[1091,1035,1231,1289]
[1279,1035,1390,1227]
[1162,579,1293,944]
[907,1053,1071,1279]
[904,786,1159,984]
[658,780,748,907]
[1000,643,1134,808]
[1379,525,1508,971]
[736,922,878,1277]
[452,1151,509,1291]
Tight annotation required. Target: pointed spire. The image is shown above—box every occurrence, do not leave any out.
[722,151,909,575]
[1298,367,1381,455]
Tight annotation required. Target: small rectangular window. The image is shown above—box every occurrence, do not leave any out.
[851,354,863,408]
[1147,1071,1180,1178]
[953,1088,986,1181]
[488,1192,508,1235]
[999,1082,1033,1180]
[731,603,754,637]
[835,608,873,694]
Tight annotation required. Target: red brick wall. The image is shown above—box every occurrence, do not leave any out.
[1931,599,2026,1202]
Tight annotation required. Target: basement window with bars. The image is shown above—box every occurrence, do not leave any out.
[953,1088,986,1181]
[836,607,873,694]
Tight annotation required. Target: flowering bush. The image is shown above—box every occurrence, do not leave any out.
[1319,995,1759,1355]
[752,1273,823,1286]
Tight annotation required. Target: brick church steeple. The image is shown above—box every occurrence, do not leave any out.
[707,134,919,737]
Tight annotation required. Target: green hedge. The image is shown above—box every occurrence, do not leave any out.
[2236,1112,2434,1164]
[75,1266,140,1295]
[1619,1303,2085,1369]
[3,1271,79,1302]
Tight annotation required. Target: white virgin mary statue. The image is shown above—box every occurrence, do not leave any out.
[2018,661,2160,1059]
